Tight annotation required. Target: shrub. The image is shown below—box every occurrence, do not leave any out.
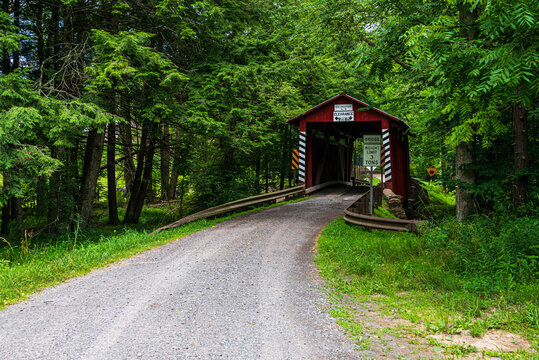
[421,215,539,295]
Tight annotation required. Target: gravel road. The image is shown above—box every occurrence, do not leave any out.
[0,187,364,360]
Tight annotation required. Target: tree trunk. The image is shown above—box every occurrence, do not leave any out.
[102,0,118,228]
[11,197,23,239]
[512,102,528,208]
[279,126,287,190]
[35,2,44,69]
[0,204,8,235]
[47,146,64,230]
[59,3,74,96]
[120,101,135,195]
[9,197,16,220]
[79,128,105,228]
[124,124,156,224]
[168,157,179,200]
[1,173,9,235]
[168,139,180,200]
[12,0,19,69]
[147,169,155,203]
[36,176,47,216]
[141,137,156,209]
[68,141,79,206]
[178,178,186,218]
[1,0,10,74]
[441,138,447,193]
[52,0,60,72]
[455,7,478,222]
[160,122,170,200]
[455,141,475,222]
[254,156,260,193]
[124,127,147,223]
[168,121,184,201]
[107,122,120,225]
[265,156,269,193]
[288,126,293,187]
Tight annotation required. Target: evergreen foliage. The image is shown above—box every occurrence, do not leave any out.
[0,0,537,236]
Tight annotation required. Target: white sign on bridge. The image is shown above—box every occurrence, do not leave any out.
[333,104,354,122]
[363,144,381,167]
[363,135,381,144]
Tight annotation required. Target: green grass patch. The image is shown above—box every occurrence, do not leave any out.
[0,196,309,309]
[359,173,380,186]
[373,198,398,219]
[415,180,456,219]
[421,181,455,207]
[315,217,538,358]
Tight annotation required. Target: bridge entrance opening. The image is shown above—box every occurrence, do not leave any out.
[288,94,411,202]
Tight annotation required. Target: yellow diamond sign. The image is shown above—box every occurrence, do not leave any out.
[426,166,438,177]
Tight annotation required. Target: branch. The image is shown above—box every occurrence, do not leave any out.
[99,153,134,171]
[360,34,436,87]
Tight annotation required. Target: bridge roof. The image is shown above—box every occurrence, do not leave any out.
[287,93,410,131]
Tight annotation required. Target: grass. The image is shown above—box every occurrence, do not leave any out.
[360,173,381,186]
[316,205,538,357]
[0,196,309,309]
[416,180,456,219]
[373,198,398,219]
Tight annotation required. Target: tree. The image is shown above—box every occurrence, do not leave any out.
[300,0,538,219]
[86,30,186,223]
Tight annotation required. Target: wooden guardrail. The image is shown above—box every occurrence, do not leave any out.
[150,185,305,234]
[344,209,421,232]
[347,184,383,214]
[344,185,421,232]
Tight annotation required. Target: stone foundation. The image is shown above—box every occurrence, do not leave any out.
[383,188,407,219]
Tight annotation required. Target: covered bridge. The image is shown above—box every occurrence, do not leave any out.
[288,94,411,201]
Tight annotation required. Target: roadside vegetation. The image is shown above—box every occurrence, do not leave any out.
[0,197,307,309]
[316,183,538,359]
[0,1,536,355]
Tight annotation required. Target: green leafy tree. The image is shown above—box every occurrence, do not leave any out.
[300,0,538,219]
[87,29,186,223]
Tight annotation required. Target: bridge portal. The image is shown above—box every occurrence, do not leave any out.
[288,94,411,202]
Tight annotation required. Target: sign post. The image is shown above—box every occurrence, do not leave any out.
[363,135,381,215]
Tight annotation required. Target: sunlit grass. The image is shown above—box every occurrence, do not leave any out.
[373,198,398,219]
[315,217,538,358]
[420,181,455,206]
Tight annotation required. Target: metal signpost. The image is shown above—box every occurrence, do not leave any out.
[363,135,381,215]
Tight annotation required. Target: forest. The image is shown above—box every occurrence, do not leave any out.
[0,1,538,355]
[0,0,537,237]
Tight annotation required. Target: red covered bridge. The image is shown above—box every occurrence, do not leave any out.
[288,94,411,201]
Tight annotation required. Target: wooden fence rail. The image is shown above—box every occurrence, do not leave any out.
[150,185,305,234]
[348,184,383,215]
[344,184,421,232]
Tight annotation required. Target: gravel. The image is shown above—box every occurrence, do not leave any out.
[0,187,364,359]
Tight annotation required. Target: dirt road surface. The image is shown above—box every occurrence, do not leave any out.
[0,187,364,360]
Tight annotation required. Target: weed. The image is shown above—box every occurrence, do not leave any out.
[373,198,398,219]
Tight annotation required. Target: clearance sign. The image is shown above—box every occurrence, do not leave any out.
[333,104,354,122]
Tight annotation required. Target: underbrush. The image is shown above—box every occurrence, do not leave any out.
[91,200,193,228]
[421,216,538,296]
[316,216,538,358]
[416,180,456,219]
[373,198,398,219]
